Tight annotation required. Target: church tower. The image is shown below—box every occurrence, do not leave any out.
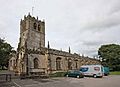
[19,13,45,50]
[17,13,46,75]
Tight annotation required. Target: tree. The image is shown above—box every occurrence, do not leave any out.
[98,44,120,71]
[0,38,13,69]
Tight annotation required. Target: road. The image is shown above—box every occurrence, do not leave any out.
[0,75,120,87]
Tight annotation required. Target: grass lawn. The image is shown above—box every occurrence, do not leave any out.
[110,71,120,75]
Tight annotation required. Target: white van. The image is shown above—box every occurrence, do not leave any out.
[80,65,103,78]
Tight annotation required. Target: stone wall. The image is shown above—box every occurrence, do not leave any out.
[46,48,101,73]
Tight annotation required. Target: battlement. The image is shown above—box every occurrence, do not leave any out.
[21,13,44,23]
[20,13,45,34]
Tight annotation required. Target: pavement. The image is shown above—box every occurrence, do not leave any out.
[0,75,120,87]
[0,70,15,74]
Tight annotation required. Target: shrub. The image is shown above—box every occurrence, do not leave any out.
[49,72,67,77]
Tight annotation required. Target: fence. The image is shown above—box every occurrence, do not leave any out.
[0,74,11,82]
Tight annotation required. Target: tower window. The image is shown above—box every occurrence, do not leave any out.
[33,23,37,30]
[34,58,39,69]
[38,24,41,31]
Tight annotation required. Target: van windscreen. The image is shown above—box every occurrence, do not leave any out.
[80,67,88,72]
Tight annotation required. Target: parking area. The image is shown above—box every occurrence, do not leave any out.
[0,75,120,87]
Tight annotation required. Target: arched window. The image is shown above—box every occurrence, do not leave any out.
[34,58,39,69]
[75,60,78,69]
[56,57,61,70]
[48,59,51,69]
[68,59,72,70]
[13,60,16,67]
[33,23,37,30]
[10,60,12,66]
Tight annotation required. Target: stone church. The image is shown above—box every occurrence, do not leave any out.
[9,13,100,76]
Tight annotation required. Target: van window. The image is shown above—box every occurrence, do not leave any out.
[80,67,88,72]
[94,67,100,71]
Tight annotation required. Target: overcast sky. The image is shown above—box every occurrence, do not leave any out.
[0,0,120,57]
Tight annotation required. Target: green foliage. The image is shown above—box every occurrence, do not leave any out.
[110,71,120,75]
[49,72,67,77]
[0,38,13,69]
[98,44,120,71]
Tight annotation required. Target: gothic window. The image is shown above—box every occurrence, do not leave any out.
[21,64,24,72]
[33,23,37,30]
[47,58,51,70]
[34,58,39,69]
[56,57,61,70]
[68,59,72,70]
[38,24,41,31]
[75,61,78,69]
[13,60,16,67]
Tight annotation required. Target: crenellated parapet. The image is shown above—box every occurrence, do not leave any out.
[47,48,73,57]
[20,13,45,34]
[46,47,100,64]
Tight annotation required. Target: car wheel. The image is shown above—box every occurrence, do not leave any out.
[93,74,97,78]
[77,75,80,78]
[82,75,84,78]
[66,75,68,77]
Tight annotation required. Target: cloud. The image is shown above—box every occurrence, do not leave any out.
[82,13,120,31]
[0,0,120,57]
[82,41,103,46]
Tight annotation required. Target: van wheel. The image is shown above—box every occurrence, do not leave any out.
[93,74,97,78]
[77,75,80,78]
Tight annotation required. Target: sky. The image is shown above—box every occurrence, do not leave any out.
[0,0,120,57]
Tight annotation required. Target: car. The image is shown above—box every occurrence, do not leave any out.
[65,70,84,78]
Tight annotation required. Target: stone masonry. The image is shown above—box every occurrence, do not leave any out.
[11,13,100,76]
